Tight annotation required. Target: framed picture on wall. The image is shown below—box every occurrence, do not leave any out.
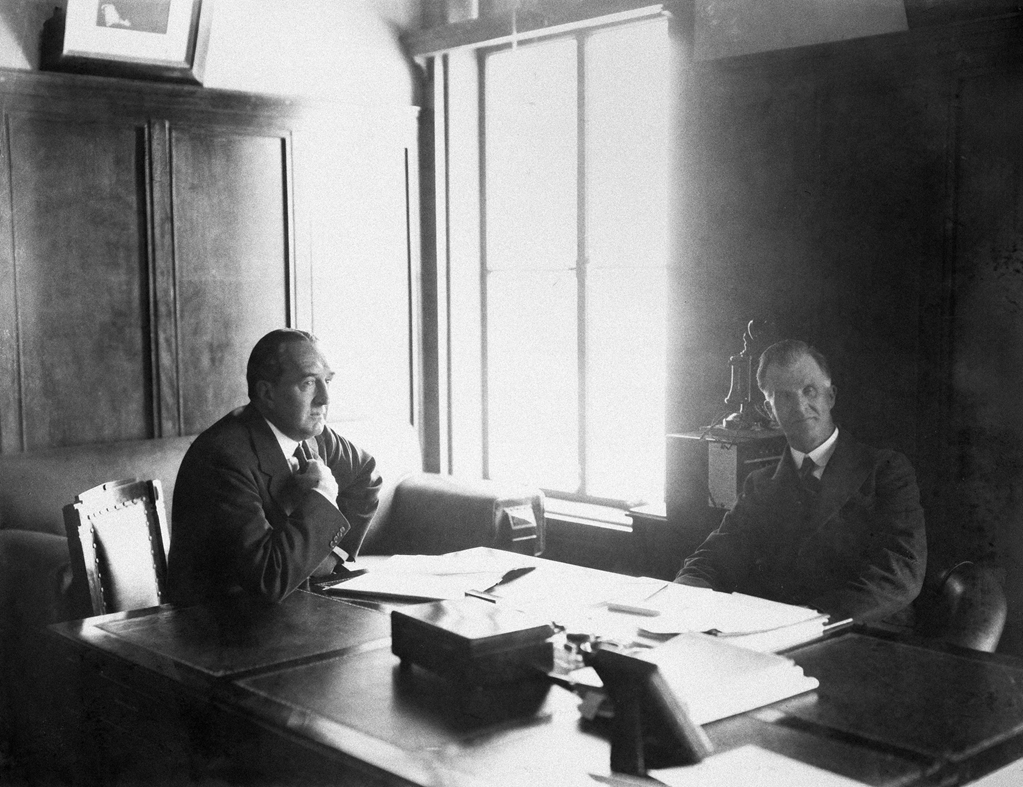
[41,0,214,85]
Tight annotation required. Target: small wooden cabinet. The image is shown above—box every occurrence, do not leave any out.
[630,428,786,580]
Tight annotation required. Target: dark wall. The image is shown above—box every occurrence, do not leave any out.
[668,9,1023,652]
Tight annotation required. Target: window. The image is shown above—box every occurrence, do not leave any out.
[445,17,669,510]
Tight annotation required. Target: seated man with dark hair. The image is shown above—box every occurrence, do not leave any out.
[167,328,381,605]
[677,340,927,624]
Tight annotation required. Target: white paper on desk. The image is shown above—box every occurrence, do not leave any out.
[321,566,507,601]
[649,744,865,787]
[637,584,823,638]
[496,570,667,638]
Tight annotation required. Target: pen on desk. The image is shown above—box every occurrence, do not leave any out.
[481,566,535,592]
[606,602,661,616]
[464,565,536,602]
[464,590,499,603]
[823,616,854,633]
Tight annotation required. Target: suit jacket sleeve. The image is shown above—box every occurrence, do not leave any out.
[676,446,927,624]
[674,475,759,592]
[319,426,382,557]
[169,419,381,605]
[808,450,926,622]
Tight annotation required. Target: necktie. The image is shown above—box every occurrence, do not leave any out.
[799,457,821,493]
[293,442,311,473]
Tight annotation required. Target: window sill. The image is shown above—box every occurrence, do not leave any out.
[544,499,633,531]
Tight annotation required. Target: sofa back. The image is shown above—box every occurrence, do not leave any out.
[0,420,423,540]
[0,436,196,537]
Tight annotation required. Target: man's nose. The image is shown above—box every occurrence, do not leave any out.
[314,380,329,404]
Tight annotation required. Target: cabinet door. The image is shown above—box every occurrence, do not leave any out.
[169,127,292,436]
[3,114,153,450]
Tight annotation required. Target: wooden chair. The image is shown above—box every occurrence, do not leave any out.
[915,561,1007,653]
[62,478,170,617]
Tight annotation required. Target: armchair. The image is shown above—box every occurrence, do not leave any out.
[914,561,1007,653]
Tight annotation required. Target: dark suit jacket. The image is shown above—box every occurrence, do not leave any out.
[677,430,927,623]
[167,405,381,605]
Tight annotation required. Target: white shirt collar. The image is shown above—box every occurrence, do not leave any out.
[263,416,302,467]
[789,426,839,476]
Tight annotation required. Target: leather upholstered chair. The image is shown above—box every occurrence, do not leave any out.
[914,561,1007,653]
[62,478,170,618]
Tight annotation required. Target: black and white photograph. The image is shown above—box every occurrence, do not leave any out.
[2,0,1023,785]
[41,0,211,82]
[96,1,173,34]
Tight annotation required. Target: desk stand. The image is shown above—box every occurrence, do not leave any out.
[591,648,712,777]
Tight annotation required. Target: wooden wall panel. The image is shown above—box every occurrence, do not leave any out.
[170,128,291,436]
[948,68,1023,653]
[0,101,18,452]
[7,114,152,450]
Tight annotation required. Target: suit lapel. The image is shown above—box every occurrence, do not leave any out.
[809,432,872,530]
[241,406,294,516]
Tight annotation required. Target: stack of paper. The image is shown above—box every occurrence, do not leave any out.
[639,631,819,725]
[625,584,828,652]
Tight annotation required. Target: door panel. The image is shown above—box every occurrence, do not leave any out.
[171,128,290,435]
[8,114,152,450]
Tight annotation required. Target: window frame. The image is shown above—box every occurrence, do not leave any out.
[426,9,671,514]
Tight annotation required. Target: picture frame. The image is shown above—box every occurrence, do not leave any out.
[41,0,214,85]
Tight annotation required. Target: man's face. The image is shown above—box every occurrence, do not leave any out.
[258,340,333,441]
[761,353,836,453]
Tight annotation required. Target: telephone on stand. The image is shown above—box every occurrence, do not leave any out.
[720,319,772,431]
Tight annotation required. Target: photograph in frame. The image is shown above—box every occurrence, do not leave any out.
[41,0,214,84]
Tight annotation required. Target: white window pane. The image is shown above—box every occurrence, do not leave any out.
[485,39,578,271]
[586,268,666,503]
[585,19,669,270]
[487,271,579,490]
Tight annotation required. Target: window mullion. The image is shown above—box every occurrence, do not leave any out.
[478,50,490,481]
[576,34,587,498]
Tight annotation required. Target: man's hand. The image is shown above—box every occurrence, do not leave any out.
[294,458,339,504]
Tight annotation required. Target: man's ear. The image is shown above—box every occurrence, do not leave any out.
[827,384,837,407]
[254,379,274,409]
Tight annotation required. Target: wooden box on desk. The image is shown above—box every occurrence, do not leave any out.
[391,597,555,686]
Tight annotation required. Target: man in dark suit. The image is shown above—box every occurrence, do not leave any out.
[677,340,926,624]
[167,329,381,605]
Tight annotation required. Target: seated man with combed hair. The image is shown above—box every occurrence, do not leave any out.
[168,329,380,605]
[677,340,926,625]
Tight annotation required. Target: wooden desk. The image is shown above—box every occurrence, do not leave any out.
[46,552,1023,787]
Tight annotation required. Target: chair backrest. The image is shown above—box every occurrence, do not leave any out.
[915,561,1007,653]
[62,478,170,617]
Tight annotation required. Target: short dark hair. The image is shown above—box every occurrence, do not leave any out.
[756,339,832,391]
[246,328,317,400]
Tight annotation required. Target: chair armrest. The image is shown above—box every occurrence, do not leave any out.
[915,561,1007,652]
[360,473,545,557]
[0,530,76,632]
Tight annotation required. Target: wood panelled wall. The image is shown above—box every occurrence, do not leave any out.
[667,7,1023,652]
[0,69,418,454]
